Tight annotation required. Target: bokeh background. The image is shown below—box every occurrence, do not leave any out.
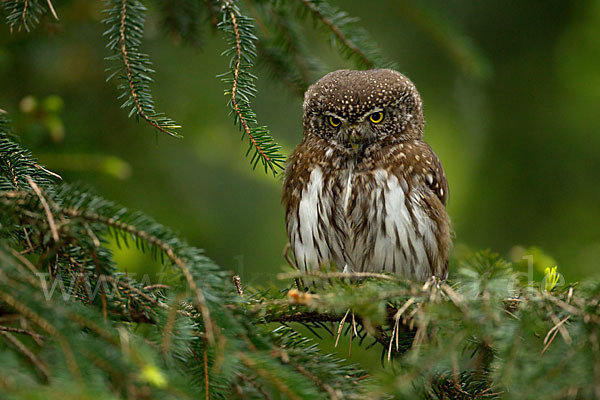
[1,0,599,288]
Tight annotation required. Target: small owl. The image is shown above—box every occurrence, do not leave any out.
[282,69,451,280]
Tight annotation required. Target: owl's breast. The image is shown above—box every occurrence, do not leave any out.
[287,164,443,280]
[335,167,440,279]
[288,166,347,272]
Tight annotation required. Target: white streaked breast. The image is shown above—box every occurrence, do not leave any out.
[293,167,325,271]
[368,170,437,280]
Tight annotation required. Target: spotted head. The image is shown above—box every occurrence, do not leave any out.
[302,69,425,151]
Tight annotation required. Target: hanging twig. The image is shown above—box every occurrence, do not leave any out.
[221,0,282,174]
[299,0,374,68]
[334,309,350,348]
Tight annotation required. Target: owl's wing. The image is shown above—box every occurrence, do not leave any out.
[386,140,448,207]
[412,142,451,278]
[425,144,449,207]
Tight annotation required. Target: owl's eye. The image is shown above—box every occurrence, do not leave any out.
[328,116,341,127]
[369,111,384,124]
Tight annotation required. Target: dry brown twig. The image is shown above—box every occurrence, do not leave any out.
[388,298,415,361]
[45,0,59,20]
[26,177,58,242]
[278,270,399,282]
[0,325,44,342]
[334,309,350,348]
[542,313,572,355]
[233,275,243,296]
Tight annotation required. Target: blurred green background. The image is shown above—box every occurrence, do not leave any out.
[1,0,599,287]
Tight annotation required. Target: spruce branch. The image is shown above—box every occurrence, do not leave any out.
[103,0,182,137]
[61,206,217,345]
[0,289,83,381]
[26,177,58,243]
[3,0,46,33]
[254,7,319,97]
[0,114,54,191]
[298,0,391,70]
[238,352,304,400]
[218,0,285,175]
[1,115,368,398]
[247,2,320,97]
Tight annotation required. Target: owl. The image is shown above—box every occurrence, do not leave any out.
[282,69,451,280]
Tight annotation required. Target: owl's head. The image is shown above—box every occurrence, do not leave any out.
[303,69,424,151]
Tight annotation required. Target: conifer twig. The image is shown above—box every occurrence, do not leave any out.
[33,163,62,180]
[238,373,272,400]
[104,0,181,137]
[0,325,44,342]
[5,158,19,189]
[238,352,302,400]
[118,0,178,136]
[278,270,398,281]
[542,314,572,355]
[62,208,217,345]
[105,276,166,309]
[299,0,373,68]
[0,290,82,381]
[19,0,30,31]
[222,0,281,174]
[334,309,350,348]
[388,298,414,360]
[26,177,58,242]
[294,363,339,400]
[45,0,58,20]
[225,2,255,143]
[8,247,39,277]
[203,337,210,400]
[0,331,49,381]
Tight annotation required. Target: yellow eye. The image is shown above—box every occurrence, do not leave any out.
[369,111,384,124]
[328,116,341,127]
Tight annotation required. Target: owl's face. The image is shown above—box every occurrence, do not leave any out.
[302,69,424,152]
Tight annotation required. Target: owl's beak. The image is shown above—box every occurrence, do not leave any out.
[349,130,362,153]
